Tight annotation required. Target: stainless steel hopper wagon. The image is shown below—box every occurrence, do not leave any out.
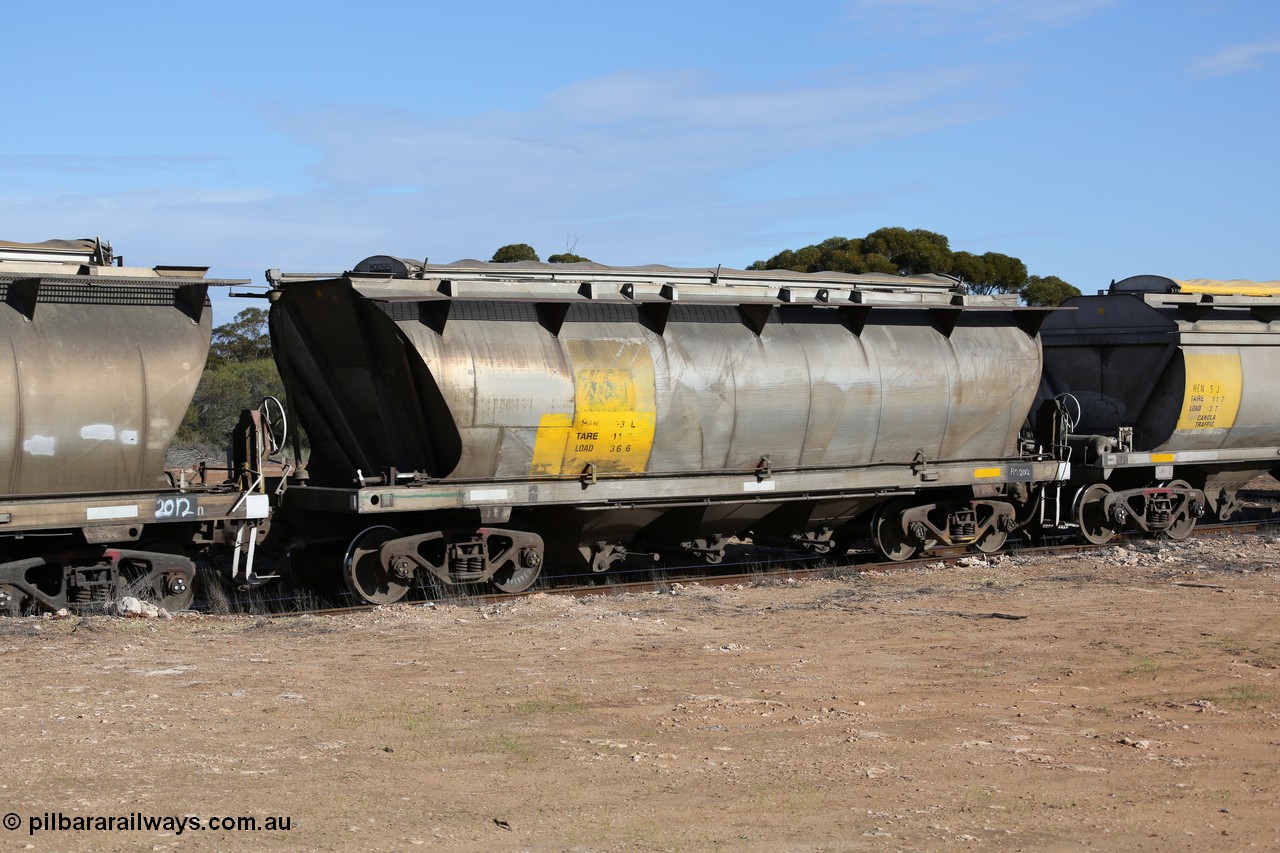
[269,257,1064,604]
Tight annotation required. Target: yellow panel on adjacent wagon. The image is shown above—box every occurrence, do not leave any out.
[1175,353,1242,431]
[1174,279,1280,297]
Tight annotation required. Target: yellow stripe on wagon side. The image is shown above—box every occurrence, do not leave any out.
[974,467,1003,479]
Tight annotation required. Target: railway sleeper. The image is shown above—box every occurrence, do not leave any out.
[0,548,195,615]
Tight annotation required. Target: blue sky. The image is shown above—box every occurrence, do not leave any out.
[3,0,1277,324]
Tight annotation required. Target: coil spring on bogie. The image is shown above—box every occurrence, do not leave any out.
[1150,508,1170,527]
[450,555,483,573]
[449,544,485,577]
[68,584,111,603]
[949,508,977,541]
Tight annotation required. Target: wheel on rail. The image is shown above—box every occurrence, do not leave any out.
[157,576,195,613]
[1074,483,1116,545]
[490,547,543,594]
[131,541,197,612]
[871,501,918,562]
[1163,479,1198,540]
[972,527,1008,554]
[0,584,26,616]
[343,526,411,605]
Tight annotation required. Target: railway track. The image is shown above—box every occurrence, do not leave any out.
[211,513,1274,619]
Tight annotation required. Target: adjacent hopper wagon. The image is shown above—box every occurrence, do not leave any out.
[1036,274,1280,542]
[0,239,269,613]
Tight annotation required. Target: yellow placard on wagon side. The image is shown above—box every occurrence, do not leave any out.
[530,341,657,476]
[1175,353,1242,431]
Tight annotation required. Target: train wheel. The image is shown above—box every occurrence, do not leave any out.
[488,531,544,594]
[137,541,196,612]
[871,502,918,562]
[491,559,541,594]
[972,528,1008,554]
[1164,479,1198,540]
[116,542,192,612]
[343,526,411,605]
[1074,483,1116,545]
[0,584,26,616]
[155,572,195,613]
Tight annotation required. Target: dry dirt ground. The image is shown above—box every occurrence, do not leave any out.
[1,534,1279,852]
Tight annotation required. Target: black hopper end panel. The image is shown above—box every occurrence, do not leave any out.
[269,282,461,486]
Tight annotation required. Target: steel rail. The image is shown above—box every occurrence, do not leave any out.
[243,516,1272,619]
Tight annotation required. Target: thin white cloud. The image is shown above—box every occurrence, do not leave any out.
[233,66,1004,269]
[269,66,998,205]
[1190,37,1280,76]
[846,0,1115,41]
